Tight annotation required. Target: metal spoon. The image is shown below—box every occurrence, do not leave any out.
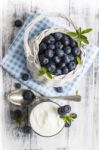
[7,89,81,106]
[39,95,81,102]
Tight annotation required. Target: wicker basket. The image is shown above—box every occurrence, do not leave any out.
[24,13,85,87]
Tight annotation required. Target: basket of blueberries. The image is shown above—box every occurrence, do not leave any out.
[24,13,92,87]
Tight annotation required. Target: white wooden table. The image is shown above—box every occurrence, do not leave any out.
[0,0,99,150]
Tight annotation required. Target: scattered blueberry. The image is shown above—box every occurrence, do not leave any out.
[55,42,63,49]
[65,122,71,127]
[55,49,64,57]
[13,109,22,119]
[54,32,63,41]
[54,87,63,93]
[22,125,32,134]
[14,19,23,27]
[70,113,77,119]
[45,49,54,58]
[22,90,35,102]
[68,61,76,71]
[21,73,29,81]
[14,83,21,89]
[58,105,71,115]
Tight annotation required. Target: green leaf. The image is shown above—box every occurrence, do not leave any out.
[39,67,47,76]
[81,35,89,44]
[67,32,77,37]
[76,38,82,48]
[76,56,83,64]
[60,115,73,124]
[39,67,53,79]
[81,28,93,34]
[14,114,24,125]
[46,71,53,79]
[77,27,82,34]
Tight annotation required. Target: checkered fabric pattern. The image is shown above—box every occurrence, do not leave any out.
[1,10,99,105]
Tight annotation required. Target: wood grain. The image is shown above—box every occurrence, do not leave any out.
[0,0,99,150]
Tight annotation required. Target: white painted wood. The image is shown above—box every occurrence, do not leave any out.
[0,0,99,150]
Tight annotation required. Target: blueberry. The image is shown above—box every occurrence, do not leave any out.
[42,58,49,65]
[47,63,56,73]
[68,61,76,71]
[55,42,63,49]
[72,47,81,56]
[69,54,75,61]
[13,110,22,119]
[39,55,49,66]
[59,63,66,69]
[62,67,69,74]
[22,125,32,134]
[14,83,21,89]
[70,39,77,47]
[54,87,63,93]
[22,90,35,101]
[55,49,64,57]
[54,32,63,41]
[14,19,23,27]
[65,122,71,127]
[48,44,55,50]
[21,73,29,81]
[39,42,47,51]
[58,105,71,115]
[62,35,70,46]
[45,49,54,58]
[64,46,71,54]
[44,35,55,44]
[70,113,77,119]
[55,69,62,76]
[53,56,61,64]
[62,54,71,64]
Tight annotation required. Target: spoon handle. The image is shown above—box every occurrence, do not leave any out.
[40,95,81,102]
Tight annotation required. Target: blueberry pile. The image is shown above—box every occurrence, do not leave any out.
[38,32,81,76]
[58,105,77,127]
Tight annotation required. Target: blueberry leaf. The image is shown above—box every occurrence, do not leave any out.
[81,35,89,44]
[14,113,24,125]
[81,28,93,34]
[39,67,53,79]
[39,67,47,76]
[76,56,83,64]
[67,32,77,37]
[46,71,53,79]
[60,115,73,124]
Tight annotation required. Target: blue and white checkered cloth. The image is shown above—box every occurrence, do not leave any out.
[1,10,99,103]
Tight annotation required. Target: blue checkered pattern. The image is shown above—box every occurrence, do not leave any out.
[1,10,99,105]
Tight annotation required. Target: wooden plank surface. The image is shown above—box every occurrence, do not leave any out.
[0,0,99,150]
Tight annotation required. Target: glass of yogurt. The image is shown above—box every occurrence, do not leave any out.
[29,101,65,137]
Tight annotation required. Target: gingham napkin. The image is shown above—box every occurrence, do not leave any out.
[1,10,99,104]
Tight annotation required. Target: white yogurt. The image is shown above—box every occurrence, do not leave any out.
[30,101,65,137]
